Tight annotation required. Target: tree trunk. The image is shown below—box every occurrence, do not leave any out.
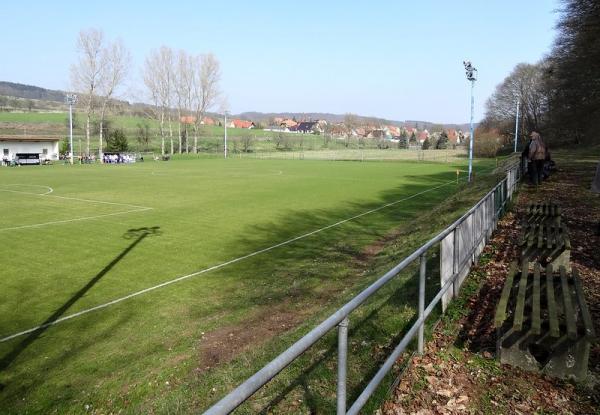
[178,122,182,154]
[193,125,198,153]
[168,114,173,155]
[160,110,165,155]
[177,108,182,154]
[86,112,91,157]
[99,103,107,162]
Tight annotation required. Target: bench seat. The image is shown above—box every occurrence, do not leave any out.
[494,261,594,381]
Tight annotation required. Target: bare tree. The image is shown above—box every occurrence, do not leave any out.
[191,53,221,153]
[143,46,174,155]
[344,113,359,148]
[483,62,549,137]
[71,28,106,156]
[174,50,194,154]
[97,39,131,160]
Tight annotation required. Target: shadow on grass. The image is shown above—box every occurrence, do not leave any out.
[254,253,442,414]
[0,226,161,391]
[198,167,497,413]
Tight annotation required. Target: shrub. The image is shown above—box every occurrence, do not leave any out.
[473,129,502,157]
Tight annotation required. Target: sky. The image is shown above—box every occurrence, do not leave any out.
[0,0,560,123]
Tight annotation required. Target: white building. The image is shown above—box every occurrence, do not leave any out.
[1,136,60,164]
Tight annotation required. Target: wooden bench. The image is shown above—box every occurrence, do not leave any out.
[519,202,571,271]
[525,202,562,224]
[494,261,594,381]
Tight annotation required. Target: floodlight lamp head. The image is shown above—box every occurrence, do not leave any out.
[66,94,78,105]
[463,61,477,81]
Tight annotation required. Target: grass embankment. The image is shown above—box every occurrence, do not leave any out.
[1,157,497,413]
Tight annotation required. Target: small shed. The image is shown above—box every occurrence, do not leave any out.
[0,136,60,164]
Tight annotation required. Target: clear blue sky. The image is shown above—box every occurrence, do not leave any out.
[0,0,559,123]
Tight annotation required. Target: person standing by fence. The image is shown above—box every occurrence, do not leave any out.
[528,131,546,186]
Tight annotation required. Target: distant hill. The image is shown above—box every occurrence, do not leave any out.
[1,81,472,129]
[0,81,66,102]
[404,120,475,133]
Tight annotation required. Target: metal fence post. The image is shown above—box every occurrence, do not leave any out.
[337,317,349,415]
[418,253,426,354]
[452,226,460,298]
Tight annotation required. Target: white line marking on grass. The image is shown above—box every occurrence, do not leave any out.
[0,179,456,343]
[0,208,152,232]
[1,184,150,210]
[0,184,54,195]
[0,185,153,231]
[45,194,150,210]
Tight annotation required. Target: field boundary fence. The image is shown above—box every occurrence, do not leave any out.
[204,160,523,415]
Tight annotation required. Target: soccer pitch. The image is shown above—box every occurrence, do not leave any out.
[0,157,492,413]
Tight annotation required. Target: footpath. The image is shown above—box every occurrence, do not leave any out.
[381,151,600,414]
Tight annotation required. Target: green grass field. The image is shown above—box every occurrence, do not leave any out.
[0,157,497,414]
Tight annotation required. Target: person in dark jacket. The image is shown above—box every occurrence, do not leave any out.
[528,131,546,186]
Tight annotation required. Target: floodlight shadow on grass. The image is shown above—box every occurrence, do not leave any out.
[0,226,162,380]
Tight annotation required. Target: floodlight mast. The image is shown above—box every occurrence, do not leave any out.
[463,61,477,182]
[66,94,78,165]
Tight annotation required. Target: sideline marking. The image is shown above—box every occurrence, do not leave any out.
[0,185,153,231]
[0,178,457,343]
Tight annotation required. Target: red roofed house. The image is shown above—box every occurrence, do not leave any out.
[201,117,216,126]
[180,115,196,125]
[232,119,255,129]
[447,129,459,144]
[280,119,298,129]
[385,125,401,137]
[417,130,429,144]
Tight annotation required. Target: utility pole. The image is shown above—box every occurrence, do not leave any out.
[66,94,78,165]
[463,61,477,182]
[514,100,520,153]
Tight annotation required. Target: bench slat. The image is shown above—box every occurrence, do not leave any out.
[494,262,518,328]
[546,264,560,337]
[560,266,578,340]
[572,268,595,339]
[513,262,529,331]
[537,224,544,249]
[562,224,572,250]
[527,225,536,248]
[532,263,542,335]
[518,224,529,246]
[547,226,553,249]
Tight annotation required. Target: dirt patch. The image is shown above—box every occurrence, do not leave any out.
[382,156,600,414]
[196,303,314,374]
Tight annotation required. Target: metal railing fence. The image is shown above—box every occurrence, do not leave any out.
[204,162,522,415]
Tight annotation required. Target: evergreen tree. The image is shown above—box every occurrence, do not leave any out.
[422,137,431,150]
[436,131,449,149]
[106,129,129,152]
